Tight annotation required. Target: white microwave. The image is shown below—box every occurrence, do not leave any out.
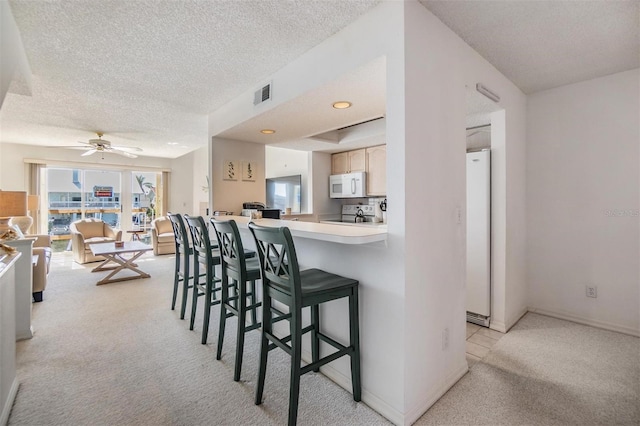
[329,172,367,198]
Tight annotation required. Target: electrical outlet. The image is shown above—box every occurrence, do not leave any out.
[586,285,597,298]
[442,328,449,350]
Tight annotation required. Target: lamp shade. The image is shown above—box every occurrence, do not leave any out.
[0,191,28,217]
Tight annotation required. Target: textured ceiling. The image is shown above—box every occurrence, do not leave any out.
[421,0,640,94]
[0,0,380,158]
[2,1,637,159]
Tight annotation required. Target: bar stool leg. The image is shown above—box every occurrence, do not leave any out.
[179,252,190,319]
[349,287,362,402]
[216,275,228,361]
[201,263,213,344]
[255,294,272,405]
[171,250,180,310]
[289,308,302,426]
[234,293,247,382]
[311,304,320,372]
[249,280,258,326]
[190,260,200,331]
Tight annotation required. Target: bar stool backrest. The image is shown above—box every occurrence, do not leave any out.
[248,223,302,304]
[184,215,214,265]
[210,218,247,275]
[167,212,190,255]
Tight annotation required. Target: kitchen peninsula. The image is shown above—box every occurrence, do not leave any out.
[221,215,401,420]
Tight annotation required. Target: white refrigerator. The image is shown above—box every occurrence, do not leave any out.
[466,150,491,327]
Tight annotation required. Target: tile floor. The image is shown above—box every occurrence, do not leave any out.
[465,322,504,367]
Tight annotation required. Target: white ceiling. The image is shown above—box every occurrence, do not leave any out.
[421,0,639,94]
[1,1,637,158]
[0,0,380,158]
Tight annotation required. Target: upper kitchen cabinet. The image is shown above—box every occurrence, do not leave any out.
[366,145,387,196]
[332,149,366,174]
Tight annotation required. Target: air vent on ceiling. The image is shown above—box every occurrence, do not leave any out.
[254,83,271,106]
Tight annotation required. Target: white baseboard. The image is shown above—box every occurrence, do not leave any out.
[490,306,529,333]
[489,319,507,333]
[299,348,405,425]
[314,357,405,425]
[1,378,19,426]
[404,363,469,426]
[16,326,33,341]
[528,307,640,337]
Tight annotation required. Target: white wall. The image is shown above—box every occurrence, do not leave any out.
[206,1,527,423]
[169,146,208,215]
[402,1,527,421]
[210,137,265,214]
[527,69,640,336]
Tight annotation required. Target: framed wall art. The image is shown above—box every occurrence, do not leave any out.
[223,160,238,181]
[242,161,256,181]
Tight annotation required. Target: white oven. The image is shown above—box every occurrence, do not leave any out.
[329,172,366,198]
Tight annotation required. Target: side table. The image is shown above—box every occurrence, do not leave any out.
[127,229,146,241]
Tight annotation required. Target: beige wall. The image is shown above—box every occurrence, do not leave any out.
[210,137,265,214]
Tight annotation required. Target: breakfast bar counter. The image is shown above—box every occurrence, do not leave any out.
[217,215,402,422]
[222,216,387,245]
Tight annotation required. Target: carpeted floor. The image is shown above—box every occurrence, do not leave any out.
[9,253,388,426]
[416,312,640,425]
[9,253,639,425]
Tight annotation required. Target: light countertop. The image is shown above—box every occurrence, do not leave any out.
[215,216,387,245]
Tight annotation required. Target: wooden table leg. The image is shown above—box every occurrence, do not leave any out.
[94,251,150,285]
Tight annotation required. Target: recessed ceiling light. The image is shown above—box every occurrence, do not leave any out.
[332,101,352,109]
[260,129,276,134]
[167,142,178,145]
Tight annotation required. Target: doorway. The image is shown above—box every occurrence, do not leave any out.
[465,87,503,327]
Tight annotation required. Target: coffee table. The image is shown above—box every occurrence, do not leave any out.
[89,241,153,285]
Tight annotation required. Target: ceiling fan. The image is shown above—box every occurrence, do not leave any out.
[74,133,142,158]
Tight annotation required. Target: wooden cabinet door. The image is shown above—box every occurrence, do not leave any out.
[348,149,366,172]
[366,145,387,196]
[331,152,349,174]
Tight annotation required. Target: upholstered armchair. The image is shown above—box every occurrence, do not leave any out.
[151,216,175,255]
[70,219,122,264]
[29,234,52,302]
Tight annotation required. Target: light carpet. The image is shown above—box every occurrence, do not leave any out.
[9,253,389,426]
[9,253,640,425]
[416,312,640,425]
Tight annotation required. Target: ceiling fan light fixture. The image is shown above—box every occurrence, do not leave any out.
[260,129,276,134]
[332,101,352,109]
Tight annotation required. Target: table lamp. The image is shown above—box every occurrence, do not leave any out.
[0,191,28,233]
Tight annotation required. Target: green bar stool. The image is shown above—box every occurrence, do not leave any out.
[210,218,262,382]
[184,215,222,344]
[248,223,361,426]
[167,212,201,320]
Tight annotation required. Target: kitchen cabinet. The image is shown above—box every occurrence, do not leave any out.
[366,145,387,196]
[331,149,365,174]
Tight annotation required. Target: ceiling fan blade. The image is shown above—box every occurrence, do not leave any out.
[57,145,91,150]
[81,149,98,157]
[113,149,138,158]
[111,145,142,152]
